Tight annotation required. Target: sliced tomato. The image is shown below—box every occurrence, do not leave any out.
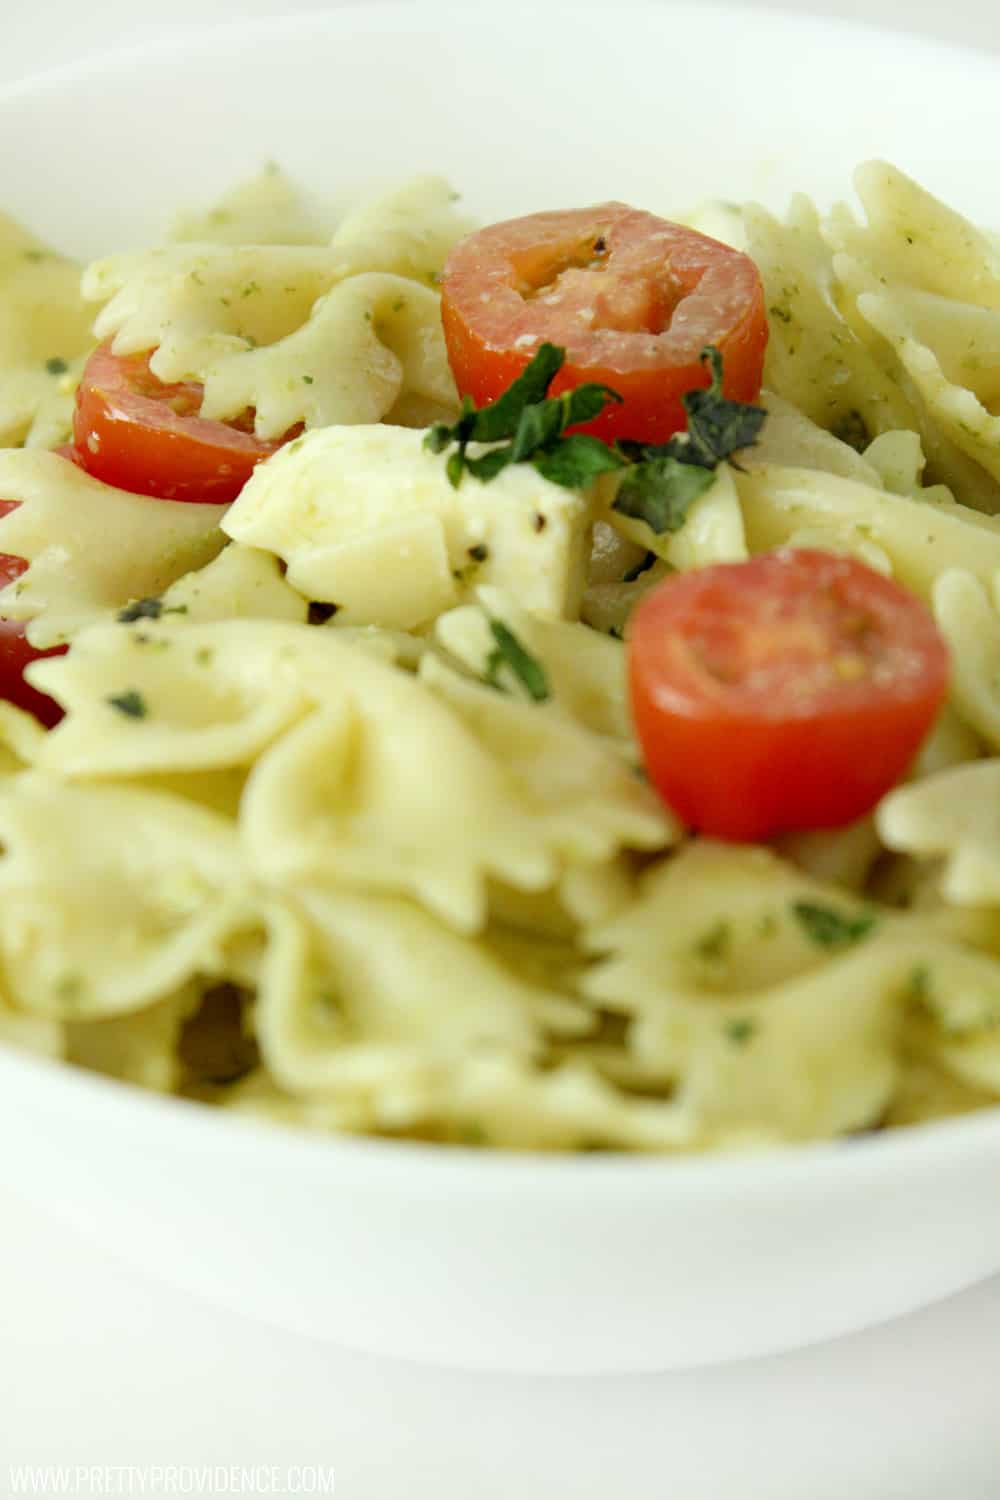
[73,343,286,503]
[0,615,66,728]
[0,498,66,728]
[628,549,949,841]
[440,203,767,445]
[0,445,81,726]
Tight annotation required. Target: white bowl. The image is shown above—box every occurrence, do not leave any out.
[3,1,1000,1374]
[4,1044,1000,1373]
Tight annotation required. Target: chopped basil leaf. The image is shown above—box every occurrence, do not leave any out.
[467,543,489,562]
[472,343,565,443]
[533,432,625,488]
[117,596,164,623]
[463,446,516,483]
[791,900,878,949]
[681,346,767,469]
[613,456,715,534]
[45,356,69,376]
[445,450,465,488]
[425,343,622,491]
[483,618,550,702]
[610,346,765,534]
[427,343,765,538]
[560,381,622,429]
[507,397,566,462]
[107,689,148,719]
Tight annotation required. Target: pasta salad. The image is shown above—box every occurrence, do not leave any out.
[1,161,999,1153]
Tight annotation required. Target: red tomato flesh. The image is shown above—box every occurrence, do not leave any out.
[0,497,66,728]
[440,203,767,444]
[73,343,286,503]
[629,549,950,841]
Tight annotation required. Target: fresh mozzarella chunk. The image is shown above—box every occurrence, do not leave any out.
[222,424,594,627]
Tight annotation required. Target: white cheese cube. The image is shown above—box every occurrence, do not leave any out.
[222,424,593,626]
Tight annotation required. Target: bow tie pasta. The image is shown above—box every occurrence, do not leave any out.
[2,159,1000,1152]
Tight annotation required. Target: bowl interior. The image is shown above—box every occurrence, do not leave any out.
[3,3,1000,256]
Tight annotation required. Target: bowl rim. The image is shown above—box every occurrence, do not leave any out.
[1,0,999,108]
[4,1040,1000,1193]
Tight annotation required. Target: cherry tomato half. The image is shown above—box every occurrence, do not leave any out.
[440,203,768,444]
[0,497,66,728]
[629,549,950,841]
[73,343,287,503]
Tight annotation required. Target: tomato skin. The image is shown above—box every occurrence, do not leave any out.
[0,614,66,728]
[0,451,75,727]
[440,203,768,444]
[628,550,950,841]
[73,343,284,503]
[0,532,67,729]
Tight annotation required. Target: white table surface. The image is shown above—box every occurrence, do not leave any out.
[2,3,1000,1497]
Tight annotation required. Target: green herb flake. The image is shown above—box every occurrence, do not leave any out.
[769,304,793,325]
[791,900,878,950]
[533,512,547,533]
[195,647,215,667]
[44,356,69,376]
[117,595,164,623]
[907,965,932,1009]
[23,248,47,263]
[55,973,84,1006]
[483,618,550,702]
[694,921,731,962]
[106,689,148,720]
[467,543,489,563]
[302,374,314,385]
[724,1017,757,1046]
[241,280,262,299]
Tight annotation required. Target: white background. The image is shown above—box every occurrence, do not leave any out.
[2,3,1000,1497]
